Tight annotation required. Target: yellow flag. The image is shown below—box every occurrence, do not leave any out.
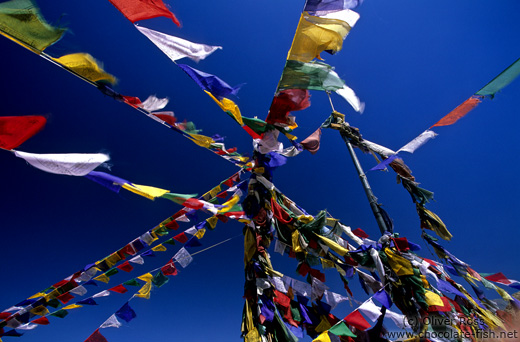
[62,304,82,310]
[187,133,215,148]
[28,292,45,299]
[135,281,152,299]
[384,248,414,276]
[209,184,222,198]
[138,273,153,282]
[122,183,170,200]
[313,331,331,342]
[94,273,110,283]
[315,234,349,256]
[245,327,261,342]
[292,230,304,253]
[52,53,117,85]
[288,13,343,63]
[321,258,335,269]
[315,316,332,333]
[194,228,206,239]
[244,228,256,264]
[105,252,122,268]
[424,290,443,306]
[30,305,49,316]
[219,194,240,214]
[151,244,167,252]
[205,90,244,125]
[206,216,218,229]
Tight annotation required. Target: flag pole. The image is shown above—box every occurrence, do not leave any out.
[328,111,389,235]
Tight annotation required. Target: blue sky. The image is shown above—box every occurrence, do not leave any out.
[1,0,519,341]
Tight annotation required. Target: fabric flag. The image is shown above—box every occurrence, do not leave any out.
[358,299,382,322]
[328,321,356,337]
[397,130,437,154]
[136,25,221,63]
[372,288,392,308]
[52,53,117,85]
[152,111,177,125]
[300,128,322,154]
[304,0,364,14]
[14,151,109,176]
[279,60,362,112]
[138,94,169,112]
[115,302,136,323]
[431,95,482,128]
[122,183,169,200]
[84,329,108,342]
[288,13,344,63]
[369,154,398,172]
[476,58,520,97]
[177,64,243,99]
[107,0,180,26]
[266,89,311,126]
[85,171,128,193]
[100,314,122,329]
[205,90,244,125]
[173,247,193,268]
[343,310,371,331]
[0,115,46,150]
[0,0,65,52]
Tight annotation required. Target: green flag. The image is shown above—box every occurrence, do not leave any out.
[0,0,65,52]
[476,58,520,97]
[278,60,345,92]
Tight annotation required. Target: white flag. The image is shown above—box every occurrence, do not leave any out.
[136,25,222,62]
[100,314,122,329]
[139,95,169,112]
[398,130,437,154]
[174,247,193,268]
[14,151,109,176]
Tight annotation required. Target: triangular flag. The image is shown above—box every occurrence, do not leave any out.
[136,25,221,62]
[108,0,180,25]
[14,151,110,176]
[115,302,136,323]
[0,115,46,150]
[84,329,108,342]
[177,64,243,99]
[100,314,122,329]
[343,310,371,331]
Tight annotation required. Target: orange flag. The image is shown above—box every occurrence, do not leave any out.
[431,95,482,128]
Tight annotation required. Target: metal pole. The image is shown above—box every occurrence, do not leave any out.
[329,112,388,235]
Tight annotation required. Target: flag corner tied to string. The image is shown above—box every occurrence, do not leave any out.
[0,115,47,150]
[135,25,222,63]
[108,0,181,26]
[0,0,66,53]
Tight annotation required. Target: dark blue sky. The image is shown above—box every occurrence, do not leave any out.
[1,1,519,341]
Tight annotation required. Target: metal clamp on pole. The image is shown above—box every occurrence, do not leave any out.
[327,111,389,235]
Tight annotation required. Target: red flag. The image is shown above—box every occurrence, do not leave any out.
[266,89,310,126]
[108,284,128,294]
[31,316,50,325]
[431,95,482,128]
[352,228,369,239]
[0,115,46,150]
[164,220,179,230]
[300,128,322,155]
[57,292,74,304]
[484,272,512,285]
[173,232,188,243]
[344,310,371,331]
[182,198,204,210]
[116,261,134,272]
[122,95,142,108]
[161,259,177,276]
[84,329,108,342]
[153,112,177,126]
[107,0,181,26]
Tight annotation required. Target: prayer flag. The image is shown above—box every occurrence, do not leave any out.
[107,0,180,26]
[31,316,49,325]
[100,314,121,329]
[431,95,482,128]
[136,25,221,62]
[343,310,371,331]
[52,53,117,85]
[138,94,169,112]
[173,247,193,268]
[108,285,128,294]
[205,90,244,125]
[397,130,437,154]
[122,183,169,200]
[0,0,65,52]
[84,329,108,342]
[476,58,520,97]
[14,151,109,176]
[177,64,243,99]
[115,302,136,323]
[328,321,356,337]
[0,115,46,150]
[267,89,310,126]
